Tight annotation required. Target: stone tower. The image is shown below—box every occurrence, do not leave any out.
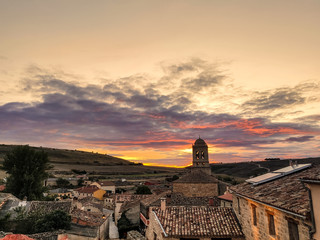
[192,137,211,175]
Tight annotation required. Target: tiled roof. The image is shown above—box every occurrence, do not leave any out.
[230,164,320,217]
[140,191,170,206]
[28,200,72,215]
[174,170,218,183]
[142,192,219,207]
[71,209,107,226]
[75,185,99,194]
[0,234,34,240]
[218,193,233,202]
[153,206,243,238]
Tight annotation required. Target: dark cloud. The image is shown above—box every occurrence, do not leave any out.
[242,89,305,111]
[284,136,314,142]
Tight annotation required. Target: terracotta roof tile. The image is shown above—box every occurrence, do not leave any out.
[230,164,320,217]
[218,193,233,202]
[75,185,99,194]
[153,206,243,238]
[28,200,72,215]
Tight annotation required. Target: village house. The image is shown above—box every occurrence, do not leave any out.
[218,193,233,208]
[91,180,116,194]
[73,185,100,199]
[48,188,72,200]
[59,208,110,240]
[230,163,320,240]
[73,196,104,213]
[146,198,244,240]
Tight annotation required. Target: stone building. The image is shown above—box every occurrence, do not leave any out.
[191,137,211,175]
[230,163,320,240]
[172,170,219,197]
[145,198,244,240]
[172,138,219,197]
[301,173,320,240]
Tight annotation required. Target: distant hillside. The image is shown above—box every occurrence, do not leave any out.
[0,144,132,166]
[211,157,320,179]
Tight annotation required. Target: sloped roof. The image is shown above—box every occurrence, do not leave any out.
[71,209,107,226]
[218,193,233,202]
[28,200,72,215]
[230,164,320,217]
[194,137,207,146]
[153,206,243,238]
[0,234,34,240]
[173,170,218,183]
[75,185,99,194]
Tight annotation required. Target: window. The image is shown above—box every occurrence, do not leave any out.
[237,197,241,214]
[287,218,299,240]
[196,151,199,159]
[201,151,205,159]
[267,212,276,236]
[251,204,257,226]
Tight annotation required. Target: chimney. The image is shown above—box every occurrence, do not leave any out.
[209,197,214,206]
[289,160,293,167]
[160,197,166,211]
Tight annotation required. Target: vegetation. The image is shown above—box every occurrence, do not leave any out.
[56,178,71,188]
[117,212,139,238]
[0,210,71,234]
[135,185,152,194]
[2,145,51,200]
[34,210,71,232]
[165,175,179,182]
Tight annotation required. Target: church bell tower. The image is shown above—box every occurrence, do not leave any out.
[192,137,211,175]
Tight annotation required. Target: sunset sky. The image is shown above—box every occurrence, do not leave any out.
[1,0,320,166]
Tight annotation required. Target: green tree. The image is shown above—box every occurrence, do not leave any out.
[135,185,152,194]
[56,178,70,188]
[3,145,50,200]
[34,210,71,232]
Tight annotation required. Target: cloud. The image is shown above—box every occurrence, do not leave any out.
[284,136,314,142]
[1,59,320,165]
[242,88,305,112]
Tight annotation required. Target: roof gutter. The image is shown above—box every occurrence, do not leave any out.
[152,211,168,237]
[231,191,306,220]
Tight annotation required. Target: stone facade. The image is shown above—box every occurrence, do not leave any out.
[173,182,218,197]
[233,195,311,240]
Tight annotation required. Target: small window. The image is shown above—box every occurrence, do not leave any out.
[251,204,257,226]
[237,197,241,214]
[267,212,276,236]
[288,219,299,240]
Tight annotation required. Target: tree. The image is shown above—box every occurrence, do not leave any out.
[3,145,50,200]
[135,185,152,194]
[56,178,70,188]
[34,210,71,232]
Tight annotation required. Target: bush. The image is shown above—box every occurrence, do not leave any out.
[135,185,152,195]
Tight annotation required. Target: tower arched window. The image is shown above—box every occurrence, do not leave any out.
[196,151,200,159]
[201,151,205,159]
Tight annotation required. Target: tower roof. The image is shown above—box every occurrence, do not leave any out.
[194,137,207,146]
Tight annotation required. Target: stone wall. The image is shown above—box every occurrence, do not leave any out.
[173,182,218,197]
[233,194,311,240]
